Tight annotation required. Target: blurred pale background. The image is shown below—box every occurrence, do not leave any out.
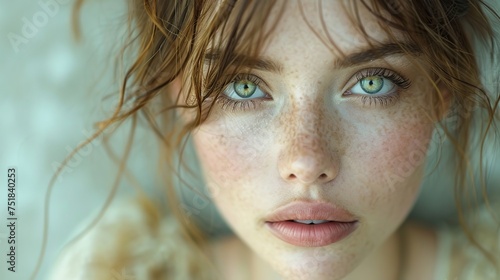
[0,1,499,280]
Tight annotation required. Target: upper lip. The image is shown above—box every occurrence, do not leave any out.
[265,201,358,223]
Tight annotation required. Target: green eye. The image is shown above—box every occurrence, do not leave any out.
[234,80,257,98]
[360,76,384,94]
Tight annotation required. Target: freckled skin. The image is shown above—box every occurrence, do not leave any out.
[187,1,441,280]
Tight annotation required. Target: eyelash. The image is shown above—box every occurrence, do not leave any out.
[215,68,411,112]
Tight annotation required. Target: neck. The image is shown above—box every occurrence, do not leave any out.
[345,226,405,280]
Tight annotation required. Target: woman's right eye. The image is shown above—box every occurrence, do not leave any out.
[223,76,267,100]
[214,74,271,112]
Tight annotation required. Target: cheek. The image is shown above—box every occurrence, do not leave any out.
[191,121,271,208]
[347,115,434,220]
[194,132,263,178]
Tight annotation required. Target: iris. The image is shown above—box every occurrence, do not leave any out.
[234,80,257,98]
[360,76,384,94]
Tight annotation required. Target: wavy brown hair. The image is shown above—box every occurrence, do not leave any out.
[35,0,500,279]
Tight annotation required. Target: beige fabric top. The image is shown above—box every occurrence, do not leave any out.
[433,204,500,280]
[49,199,500,280]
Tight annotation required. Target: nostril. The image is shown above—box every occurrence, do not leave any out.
[288,173,328,182]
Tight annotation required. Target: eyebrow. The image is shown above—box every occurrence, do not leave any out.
[204,42,421,73]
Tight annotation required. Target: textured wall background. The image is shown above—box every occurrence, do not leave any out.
[0,1,499,280]
[0,1,157,279]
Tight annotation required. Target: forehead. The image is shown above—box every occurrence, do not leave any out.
[201,0,413,81]
[264,1,396,55]
[207,0,407,69]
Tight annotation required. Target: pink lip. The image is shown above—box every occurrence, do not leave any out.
[265,201,359,247]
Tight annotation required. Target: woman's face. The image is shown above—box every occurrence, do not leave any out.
[188,1,438,279]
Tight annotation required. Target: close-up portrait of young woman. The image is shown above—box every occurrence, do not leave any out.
[14,0,498,279]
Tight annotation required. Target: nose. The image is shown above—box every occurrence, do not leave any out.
[278,114,340,186]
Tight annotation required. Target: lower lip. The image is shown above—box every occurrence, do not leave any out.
[266,221,358,247]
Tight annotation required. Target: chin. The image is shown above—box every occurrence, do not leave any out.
[279,261,355,280]
[261,245,362,280]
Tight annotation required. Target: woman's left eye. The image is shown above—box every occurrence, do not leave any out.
[349,76,396,95]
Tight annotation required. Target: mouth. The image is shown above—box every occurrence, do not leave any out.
[291,219,333,224]
[264,201,359,247]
